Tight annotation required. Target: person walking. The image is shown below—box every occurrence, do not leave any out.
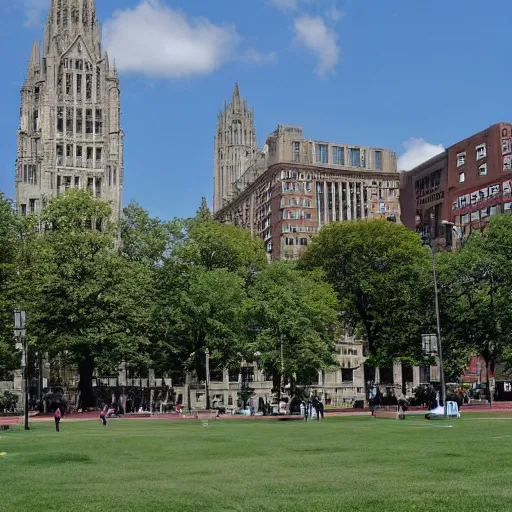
[302,400,309,422]
[54,407,62,432]
[317,400,325,420]
[100,404,108,426]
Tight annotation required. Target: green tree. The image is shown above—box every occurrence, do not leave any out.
[440,215,512,393]
[120,201,183,267]
[246,261,339,403]
[155,266,247,408]
[152,206,267,395]
[178,210,267,282]
[299,220,433,371]
[27,190,153,407]
[0,193,21,378]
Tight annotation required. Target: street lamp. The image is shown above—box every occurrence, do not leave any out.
[14,310,29,430]
[421,236,447,416]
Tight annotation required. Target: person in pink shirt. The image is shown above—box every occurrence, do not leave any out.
[54,407,62,432]
[100,404,108,426]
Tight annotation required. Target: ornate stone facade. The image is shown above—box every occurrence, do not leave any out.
[213,84,260,213]
[15,0,123,220]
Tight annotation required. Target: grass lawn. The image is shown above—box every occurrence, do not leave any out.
[1,414,512,512]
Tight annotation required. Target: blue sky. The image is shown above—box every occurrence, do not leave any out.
[0,0,510,220]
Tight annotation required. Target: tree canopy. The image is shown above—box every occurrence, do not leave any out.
[299,219,434,369]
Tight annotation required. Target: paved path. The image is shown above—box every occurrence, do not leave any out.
[1,405,509,427]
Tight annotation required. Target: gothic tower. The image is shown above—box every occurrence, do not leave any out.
[213,84,258,213]
[15,0,123,220]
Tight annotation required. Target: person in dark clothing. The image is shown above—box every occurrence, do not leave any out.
[303,401,309,422]
[312,397,324,421]
[317,400,325,420]
[54,407,61,432]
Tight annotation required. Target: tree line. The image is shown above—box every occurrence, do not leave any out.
[1,189,512,407]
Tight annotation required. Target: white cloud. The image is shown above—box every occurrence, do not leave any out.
[22,0,47,27]
[398,138,445,171]
[326,5,345,22]
[103,1,241,79]
[268,0,299,11]
[294,15,340,77]
[240,49,277,65]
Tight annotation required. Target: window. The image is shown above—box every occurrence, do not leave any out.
[350,148,361,167]
[86,147,93,162]
[20,204,27,216]
[76,74,82,95]
[459,172,466,183]
[293,142,300,162]
[75,59,83,70]
[316,144,328,163]
[76,145,82,166]
[86,74,92,100]
[241,367,254,383]
[33,109,39,132]
[478,163,488,176]
[57,107,63,133]
[85,109,93,134]
[375,150,382,170]
[457,152,466,167]
[66,144,72,158]
[24,164,37,185]
[56,144,63,165]
[476,144,486,160]
[95,109,103,134]
[96,66,101,98]
[342,369,353,383]
[333,146,344,165]
[300,238,308,246]
[29,199,36,214]
[285,237,294,246]
[76,108,83,134]
[65,73,72,95]
[66,107,73,135]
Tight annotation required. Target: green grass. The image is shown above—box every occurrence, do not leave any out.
[1,414,512,511]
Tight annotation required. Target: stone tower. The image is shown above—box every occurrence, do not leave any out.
[213,84,258,213]
[15,0,123,220]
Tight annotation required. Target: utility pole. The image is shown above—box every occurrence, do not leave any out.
[422,236,447,416]
[280,335,284,398]
[430,243,447,415]
[14,310,29,430]
[205,348,210,409]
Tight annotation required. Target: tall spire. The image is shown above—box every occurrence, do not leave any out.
[46,0,100,54]
[232,82,241,113]
[27,41,40,79]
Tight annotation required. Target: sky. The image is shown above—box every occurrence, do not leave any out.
[0,0,510,220]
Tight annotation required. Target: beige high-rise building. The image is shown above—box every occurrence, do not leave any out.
[214,91,401,260]
[213,84,260,213]
[15,0,123,220]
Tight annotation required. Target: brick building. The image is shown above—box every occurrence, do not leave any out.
[214,87,400,260]
[401,122,512,245]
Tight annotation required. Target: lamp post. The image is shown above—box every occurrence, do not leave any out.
[421,236,447,415]
[14,310,29,430]
[205,348,210,410]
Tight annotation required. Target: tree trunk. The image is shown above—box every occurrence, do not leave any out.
[78,355,95,408]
